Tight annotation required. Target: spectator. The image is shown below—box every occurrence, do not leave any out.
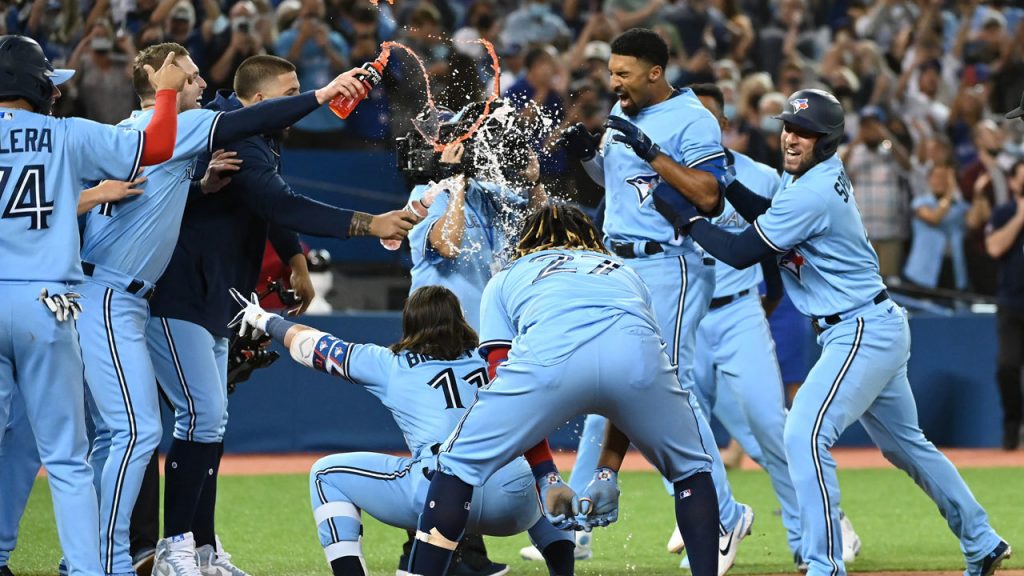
[903,164,969,291]
[604,0,665,32]
[276,0,350,146]
[206,1,267,98]
[755,91,785,171]
[756,0,824,82]
[506,46,562,116]
[842,106,912,279]
[500,0,570,50]
[161,0,214,70]
[453,0,500,59]
[66,19,137,124]
[898,59,950,141]
[985,160,1024,450]
[717,0,754,65]
[731,71,772,162]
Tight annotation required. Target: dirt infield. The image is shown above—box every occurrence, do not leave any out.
[213,447,1024,476]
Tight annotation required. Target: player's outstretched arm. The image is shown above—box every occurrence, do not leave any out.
[688,220,775,270]
[78,177,147,215]
[723,178,772,223]
[209,67,370,148]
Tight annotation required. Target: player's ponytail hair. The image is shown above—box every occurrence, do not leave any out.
[390,286,479,360]
[514,203,610,259]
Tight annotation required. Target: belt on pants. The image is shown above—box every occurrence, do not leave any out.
[709,289,750,310]
[812,290,890,334]
[610,241,663,259]
[82,262,155,301]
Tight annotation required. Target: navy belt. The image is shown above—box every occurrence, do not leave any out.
[82,262,155,301]
[611,241,663,259]
[817,290,889,327]
[709,289,750,310]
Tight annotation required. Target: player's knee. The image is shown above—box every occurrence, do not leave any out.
[135,418,162,452]
[782,418,813,462]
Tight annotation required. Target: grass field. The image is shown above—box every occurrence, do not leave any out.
[9,467,1023,575]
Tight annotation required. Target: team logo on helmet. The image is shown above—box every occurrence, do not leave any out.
[791,99,810,113]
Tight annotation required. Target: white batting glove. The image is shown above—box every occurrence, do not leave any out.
[39,288,83,322]
[227,288,278,338]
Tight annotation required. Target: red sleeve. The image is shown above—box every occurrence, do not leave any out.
[140,89,178,166]
[525,438,554,468]
[486,345,510,381]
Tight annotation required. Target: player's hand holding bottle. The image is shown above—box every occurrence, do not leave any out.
[228,288,279,338]
[576,467,621,531]
[538,472,580,530]
[144,50,190,92]
[315,67,370,105]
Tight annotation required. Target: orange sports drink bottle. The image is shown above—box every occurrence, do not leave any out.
[329,49,390,119]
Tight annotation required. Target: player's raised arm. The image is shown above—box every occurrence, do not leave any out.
[139,50,189,165]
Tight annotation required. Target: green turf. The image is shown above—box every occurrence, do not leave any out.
[9,467,1023,575]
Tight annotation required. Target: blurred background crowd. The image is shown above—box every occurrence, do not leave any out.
[8,0,1024,295]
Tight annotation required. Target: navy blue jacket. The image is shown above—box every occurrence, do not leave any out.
[150,91,355,338]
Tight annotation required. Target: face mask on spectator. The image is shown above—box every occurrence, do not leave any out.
[527,3,549,17]
[723,103,736,120]
[760,116,782,134]
[91,37,114,52]
[232,17,255,33]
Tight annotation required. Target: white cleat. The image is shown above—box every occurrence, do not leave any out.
[677,504,754,576]
[153,533,203,576]
[667,525,685,554]
[519,531,593,562]
[197,536,253,576]
[840,512,861,564]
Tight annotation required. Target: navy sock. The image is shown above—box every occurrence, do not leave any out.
[329,556,366,576]
[540,540,575,576]
[164,439,220,539]
[673,472,719,576]
[409,471,473,576]
[192,442,224,547]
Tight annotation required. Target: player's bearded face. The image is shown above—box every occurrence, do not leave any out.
[175,56,207,112]
[608,55,655,116]
[781,122,819,177]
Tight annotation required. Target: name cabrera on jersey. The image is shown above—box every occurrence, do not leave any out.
[703,150,781,298]
[0,110,143,282]
[478,248,660,366]
[751,155,886,318]
[301,331,490,462]
[600,89,725,247]
[81,108,222,284]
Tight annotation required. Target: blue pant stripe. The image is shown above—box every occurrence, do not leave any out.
[313,463,415,543]
[160,318,197,441]
[671,256,687,367]
[811,318,863,576]
[103,288,137,574]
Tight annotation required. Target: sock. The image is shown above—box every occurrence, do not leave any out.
[164,439,221,539]
[452,533,489,570]
[408,471,473,576]
[540,540,575,576]
[192,442,224,547]
[130,450,161,555]
[673,472,719,576]
[330,556,367,576]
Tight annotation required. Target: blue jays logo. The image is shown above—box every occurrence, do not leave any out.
[779,249,805,280]
[626,173,660,205]
[791,99,809,113]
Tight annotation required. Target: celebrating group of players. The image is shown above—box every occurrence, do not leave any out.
[0,22,1015,576]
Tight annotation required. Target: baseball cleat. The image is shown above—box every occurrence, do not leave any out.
[667,524,685,554]
[519,532,592,562]
[448,561,508,576]
[678,504,755,575]
[57,557,68,576]
[794,552,809,573]
[0,565,15,576]
[197,537,252,576]
[134,546,157,576]
[840,512,861,563]
[977,540,1012,576]
[153,533,202,576]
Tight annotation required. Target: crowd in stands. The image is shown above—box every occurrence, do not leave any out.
[7,0,1024,294]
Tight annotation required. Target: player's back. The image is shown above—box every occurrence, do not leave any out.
[484,248,660,365]
[347,345,489,461]
[0,110,142,282]
[81,108,220,284]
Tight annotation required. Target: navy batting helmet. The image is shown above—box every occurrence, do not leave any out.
[0,36,74,115]
[775,89,845,162]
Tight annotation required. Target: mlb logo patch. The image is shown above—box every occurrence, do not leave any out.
[678,489,692,499]
[792,99,809,113]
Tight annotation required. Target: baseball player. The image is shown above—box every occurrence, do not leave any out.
[672,88,1011,576]
[0,34,186,576]
[227,285,575,576]
[403,204,721,576]
[75,41,373,576]
[557,28,752,572]
[142,54,422,576]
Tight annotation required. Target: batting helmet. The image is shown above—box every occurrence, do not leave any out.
[775,89,845,162]
[0,36,74,115]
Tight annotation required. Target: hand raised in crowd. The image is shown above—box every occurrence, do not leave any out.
[146,50,190,92]
[201,149,243,194]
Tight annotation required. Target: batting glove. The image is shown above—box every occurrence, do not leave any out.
[227,288,278,339]
[605,116,661,162]
[38,288,83,322]
[538,472,580,531]
[556,122,601,161]
[576,467,621,531]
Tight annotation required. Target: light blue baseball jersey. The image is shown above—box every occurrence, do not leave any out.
[752,155,886,318]
[408,180,521,329]
[600,88,724,247]
[478,248,658,366]
[81,108,221,283]
[704,150,780,297]
[0,110,143,282]
[303,332,490,462]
